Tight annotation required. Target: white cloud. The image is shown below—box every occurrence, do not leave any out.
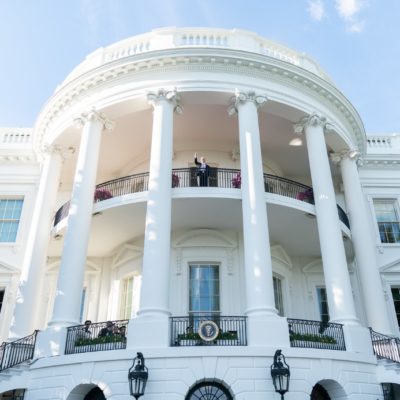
[307,0,325,21]
[335,0,367,33]
[335,0,363,20]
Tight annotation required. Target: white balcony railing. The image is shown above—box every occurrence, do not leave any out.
[61,27,331,86]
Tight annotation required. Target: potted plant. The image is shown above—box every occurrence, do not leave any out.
[94,188,113,202]
[216,330,239,346]
[172,173,180,188]
[296,188,314,203]
[177,332,200,346]
[231,172,241,189]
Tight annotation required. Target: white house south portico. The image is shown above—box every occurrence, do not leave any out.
[0,27,398,400]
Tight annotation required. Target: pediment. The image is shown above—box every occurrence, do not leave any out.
[0,262,19,274]
[380,259,400,274]
[173,229,236,248]
[302,259,323,274]
[47,258,101,273]
[271,245,292,268]
[113,243,143,268]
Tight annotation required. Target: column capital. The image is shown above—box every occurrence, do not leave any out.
[227,90,268,116]
[74,109,115,131]
[330,149,362,165]
[40,144,76,162]
[293,112,334,135]
[147,88,183,114]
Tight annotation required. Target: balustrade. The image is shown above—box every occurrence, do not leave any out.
[52,168,350,228]
[0,331,38,372]
[65,320,128,355]
[287,318,346,351]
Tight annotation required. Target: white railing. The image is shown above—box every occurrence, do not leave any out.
[367,136,392,148]
[62,27,330,85]
[366,134,400,154]
[0,129,33,145]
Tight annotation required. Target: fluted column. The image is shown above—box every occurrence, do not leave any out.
[229,91,289,347]
[333,150,391,333]
[230,91,277,316]
[294,114,358,325]
[129,89,181,348]
[49,110,113,327]
[9,146,65,338]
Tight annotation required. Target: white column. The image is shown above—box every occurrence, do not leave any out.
[49,110,113,327]
[295,114,358,325]
[9,146,64,338]
[230,91,289,347]
[128,89,180,348]
[337,150,392,333]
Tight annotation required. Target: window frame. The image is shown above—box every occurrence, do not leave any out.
[372,198,400,245]
[119,275,134,320]
[0,198,24,243]
[188,263,221,317]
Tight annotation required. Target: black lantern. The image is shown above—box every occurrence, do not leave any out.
[270,349,290,399]
[128,352,149,399]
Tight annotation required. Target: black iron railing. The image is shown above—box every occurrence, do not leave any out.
[53,169,350,229]
[65,320,128,355]
[370,328,400,363]
[0,389,26,399]
[377,222,400,244]
[0,331,38,372]
[170,315,247,346]
[288,318,346,351]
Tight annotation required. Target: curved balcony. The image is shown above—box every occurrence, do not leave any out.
[53,168,350,228]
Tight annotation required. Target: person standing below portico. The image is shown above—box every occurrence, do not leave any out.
[194,153,210,187]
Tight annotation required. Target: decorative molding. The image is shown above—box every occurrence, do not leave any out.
[226,248,234,275]
[293,112,335,136]
[33,50,365,155]
[227,89,267,115]
[173,229,236,248]
[147,88,183,114]
[330,149,361,165]
[74,109,115,131]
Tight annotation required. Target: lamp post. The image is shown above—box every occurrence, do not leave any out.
[270,349,290,399]
[128,352,149,399]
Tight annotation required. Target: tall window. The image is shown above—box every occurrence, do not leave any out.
[391,287,400,329]
[120,276,134,319]
[0,288,5,313]
[0,199,23,242]
[189,264,220,316]
[316,287,329,323]
[273,276,284,316]
[373,199,400,243]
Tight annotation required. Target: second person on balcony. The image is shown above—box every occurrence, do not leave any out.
[194,153,210,187]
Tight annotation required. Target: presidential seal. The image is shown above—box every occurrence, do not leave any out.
[198,320,219,342]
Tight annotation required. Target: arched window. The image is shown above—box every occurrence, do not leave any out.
[311,383,331,400]
[185,381,233,400]
[83,387,106,400]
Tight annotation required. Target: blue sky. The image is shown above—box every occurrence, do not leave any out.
[0,0,398,134]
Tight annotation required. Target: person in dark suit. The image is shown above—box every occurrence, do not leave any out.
[194,153,210,187]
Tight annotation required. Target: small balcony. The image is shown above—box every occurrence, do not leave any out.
[0,331,38,372]
[370,328,400,363]
[65,319,128,355]
[170,315,247,346]
[288,318,346,351]
[53,168,349,228]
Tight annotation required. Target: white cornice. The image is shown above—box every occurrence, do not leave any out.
[33,47,366,155]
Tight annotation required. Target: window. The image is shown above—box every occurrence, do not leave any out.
[316,287,329,323]
[374,199,400,243]
[0,199,23,242]
[189,264,220,317]
[0,288,4,313]
[185,381,232,400]
[391,287,400,329]
[273,276,284,316]
[120,276,134,319]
